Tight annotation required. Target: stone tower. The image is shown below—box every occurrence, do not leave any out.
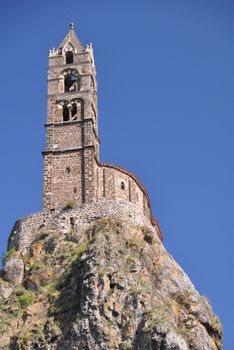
[43,23,99,209]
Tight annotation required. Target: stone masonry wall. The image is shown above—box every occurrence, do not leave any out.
[46,123,83,151]
[97,164,152,221]
[8,200,157,253]
[43,151,84,208]
[43,156,153,223]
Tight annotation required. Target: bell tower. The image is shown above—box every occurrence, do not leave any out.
[43,23,99,209]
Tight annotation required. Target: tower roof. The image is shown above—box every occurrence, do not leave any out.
[57,23,84,54]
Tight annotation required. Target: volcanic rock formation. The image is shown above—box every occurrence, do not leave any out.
[0,217,223,350]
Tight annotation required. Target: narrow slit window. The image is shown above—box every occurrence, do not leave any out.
[121,181,125,190]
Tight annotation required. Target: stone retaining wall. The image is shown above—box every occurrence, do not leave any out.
[8,200,157,253]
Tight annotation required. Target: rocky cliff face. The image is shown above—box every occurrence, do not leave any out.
[0,217,223,350]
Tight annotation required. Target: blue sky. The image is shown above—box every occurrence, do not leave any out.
[0,0,233,347]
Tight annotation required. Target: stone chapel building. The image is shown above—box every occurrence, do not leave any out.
[8,24,163,251]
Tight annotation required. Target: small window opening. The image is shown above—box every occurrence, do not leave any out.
[66,167,71,174]
[73,187,77,194]
[66,51,73,64]
[63,105,69,121]
[71,103,77,120]
[121,181,125,190]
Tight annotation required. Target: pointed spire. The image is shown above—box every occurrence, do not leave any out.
[57,22,84,53]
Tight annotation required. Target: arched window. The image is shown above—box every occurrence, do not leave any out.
[71,98,84,120]
[63,104,69,121]
[71,103,77,120]
[63,69,79,93]
[66,51,74,64]
[121,181,125,190]
[57,100,70,122]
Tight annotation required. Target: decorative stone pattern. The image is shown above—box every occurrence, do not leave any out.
[8,200,161,253]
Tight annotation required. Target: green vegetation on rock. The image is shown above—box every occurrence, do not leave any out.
[1,247,16,266]
[64,200,77,209]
